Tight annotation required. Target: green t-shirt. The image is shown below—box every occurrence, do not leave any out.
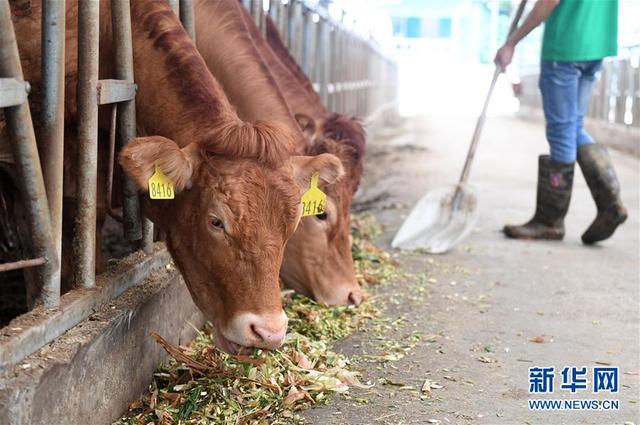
[542,0,618,61]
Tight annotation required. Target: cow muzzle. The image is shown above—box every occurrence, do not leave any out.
[317,283,364,307]
[220,311,288,352]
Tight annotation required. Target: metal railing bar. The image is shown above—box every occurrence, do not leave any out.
[167,0,179,15]
[111,0,144,244]
[0,78,30,108]
[179,0,196,40]
[0,0,60,308]
[73,0,100,289]
[301,8,313,76]
[141,218,154,255]
[106,104,123,223]
[40,0,65,295]
[96,79,136,105]
[287,1,301,58]
[268,0,277,20]
[315,18,328,104]
[0,258,47,273]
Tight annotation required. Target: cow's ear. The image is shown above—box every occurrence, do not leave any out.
[294,113,317,141]
[119,136,201,193]
[289,153,344,190]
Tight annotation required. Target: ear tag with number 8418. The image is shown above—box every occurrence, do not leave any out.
[148,164,175,200]
[301,172,326,217]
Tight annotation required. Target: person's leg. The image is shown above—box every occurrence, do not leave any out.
[575,60,602,146]
[503,61,577,240]
[574,60,627,244]
[540,61,580,163]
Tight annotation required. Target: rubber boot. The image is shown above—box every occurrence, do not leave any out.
[503,155,574,240]
[577,144,627,244]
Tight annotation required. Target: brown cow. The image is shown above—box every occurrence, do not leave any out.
[7,0,343,353]
[245,11,366,305]
[193,0,364,306]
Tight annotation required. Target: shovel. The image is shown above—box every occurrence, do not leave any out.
[391,0,528,254]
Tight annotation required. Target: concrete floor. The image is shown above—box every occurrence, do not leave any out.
[304,114,640,424]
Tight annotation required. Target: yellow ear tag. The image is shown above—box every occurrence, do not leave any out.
[301,172,326,217]
[148,164,175,200]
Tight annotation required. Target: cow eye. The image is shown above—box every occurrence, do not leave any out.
[209,215,224,230]
[315,213,328,221]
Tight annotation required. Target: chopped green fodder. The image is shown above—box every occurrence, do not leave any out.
[115,213,397,425]
[351,213,398,287]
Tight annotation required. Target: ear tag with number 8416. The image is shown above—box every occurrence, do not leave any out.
[148,164,175,200]
[301,172,326,217]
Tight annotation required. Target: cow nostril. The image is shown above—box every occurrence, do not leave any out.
[348,290,363,306]
[250,323,264,341]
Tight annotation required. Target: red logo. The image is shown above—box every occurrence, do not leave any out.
[549,173,564,188]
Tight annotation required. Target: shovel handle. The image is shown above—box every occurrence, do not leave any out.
[456,0,528,190]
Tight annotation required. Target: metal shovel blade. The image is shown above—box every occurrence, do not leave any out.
[391,184,478,254]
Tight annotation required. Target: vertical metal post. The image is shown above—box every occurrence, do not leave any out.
[268,0,278,21]
[347,36,354,115]
[111,0,145,247]
[0,0,60,307]
[315,18,327,103]
[353,38,359,116]
[287,0,301,61]
[141,218,154,254]
[337,13,346,114]
[167,0,179,15]
[179,0,196,40]
[40,0,65,281]
[358,40,364,116]
[358,40,364,117]
[73,0,99,289]
[301,9,313,76]
[249,0,259,31]
[328,24,335,111]
[278,0,288,46]
[260,1,267,37]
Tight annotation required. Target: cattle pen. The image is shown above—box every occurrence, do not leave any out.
[0,1,398,423]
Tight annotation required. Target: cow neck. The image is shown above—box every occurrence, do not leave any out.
[130,0,240,148]
[193,0,303,144]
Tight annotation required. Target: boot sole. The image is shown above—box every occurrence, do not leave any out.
[582,212,628,245]
[503,227,565,240]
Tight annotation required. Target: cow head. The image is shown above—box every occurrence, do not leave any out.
[280,114,367,306]
[120,121,343,353]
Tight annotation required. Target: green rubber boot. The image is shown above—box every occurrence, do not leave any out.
[577,144,627,245]
[503,155,574,240]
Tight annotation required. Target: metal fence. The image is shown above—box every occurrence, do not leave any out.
[588,56,640,127]
[519,52,640,128]
[0,0,398,369]
[245,0,399,118]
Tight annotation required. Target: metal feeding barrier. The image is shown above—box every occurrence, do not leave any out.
[246,0,399,119]
[0,0,398,370]
[0,0,60,309]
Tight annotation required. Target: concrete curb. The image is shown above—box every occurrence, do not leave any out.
[0,262,204,425]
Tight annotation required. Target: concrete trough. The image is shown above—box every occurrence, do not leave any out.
[0,248,204,425]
